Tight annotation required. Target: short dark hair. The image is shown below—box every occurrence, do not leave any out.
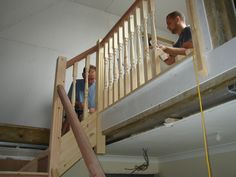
[166,11,185,21]
[82,65,96,75]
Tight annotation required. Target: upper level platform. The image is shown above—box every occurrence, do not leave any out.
[101,37,236,143]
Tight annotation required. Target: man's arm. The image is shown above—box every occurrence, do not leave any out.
[160,41,193,56]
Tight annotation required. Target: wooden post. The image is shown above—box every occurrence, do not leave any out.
[149,0,161,76]
[186,0,208,76]
[129,14,138,91]
[103,42,109,108]
[57,85,106,177]
[72,63,78,107]
[108,38,114,105]
[48,56,66,177]
[118,27,125,99]
[113,33,119,102]
[96,40,104,112]
[142,0,152,81]
[83,55,90,120]
[123,20,131,95]
[95,40,106,154]
[135,7,145,86]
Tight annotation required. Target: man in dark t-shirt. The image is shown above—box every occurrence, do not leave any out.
[160,11,193,65]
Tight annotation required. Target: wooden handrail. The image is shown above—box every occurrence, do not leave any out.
[57,85,106,177]
[66,45,98,68]
[100,0,142,46]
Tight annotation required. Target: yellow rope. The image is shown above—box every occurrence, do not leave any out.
[192,54,212,177]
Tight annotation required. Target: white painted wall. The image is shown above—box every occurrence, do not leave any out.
[0,0,119,128]
[158,150,236,177]
[62,155,159,177]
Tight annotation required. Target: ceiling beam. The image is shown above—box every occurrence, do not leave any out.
[0,123,49,146]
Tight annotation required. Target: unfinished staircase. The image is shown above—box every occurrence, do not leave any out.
[1,0,236,176]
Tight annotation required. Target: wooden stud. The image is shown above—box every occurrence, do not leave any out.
[48,56,66,177]
[19,149,49,172]
[186,0,208,76]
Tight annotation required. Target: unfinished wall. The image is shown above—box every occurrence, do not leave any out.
[0,0,119,128]
[62,155,159,177]
[158,150,236,177]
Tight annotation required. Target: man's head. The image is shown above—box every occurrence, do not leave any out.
[82,65,96,85]
[166,11,186,35]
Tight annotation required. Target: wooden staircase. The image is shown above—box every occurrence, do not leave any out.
[0,0,206,176]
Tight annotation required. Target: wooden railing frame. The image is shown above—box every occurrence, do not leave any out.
[46,0,206,176]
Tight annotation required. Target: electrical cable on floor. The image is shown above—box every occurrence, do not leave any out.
[125,148,149,174]
[192,53,213,177]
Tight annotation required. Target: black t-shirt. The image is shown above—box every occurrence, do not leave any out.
[173,26,192,48]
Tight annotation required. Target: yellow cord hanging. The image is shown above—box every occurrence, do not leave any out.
[192,53,212,177]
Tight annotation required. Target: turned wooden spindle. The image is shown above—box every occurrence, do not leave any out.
[113,33,119,102]
[108,38,114,105]
[72,62,78,107]
[129,14,138,91]
[103,42,109,108]
[83,55,90,120]
[123,20,131,95]
[142,0,152,81]
[149,0,161,76]
[118,27,125,99]
[135,7,145,86]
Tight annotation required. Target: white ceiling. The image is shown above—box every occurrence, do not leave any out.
[70,0,189,35]
[106,99,236,158]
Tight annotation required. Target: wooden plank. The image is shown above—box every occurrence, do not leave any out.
[0,172,48,177]
[0,123,49,146]
[19,149,49,172]
[186,0,208,76]
[0,159,29,171]
[48,57,67,177]
[57,85,105,177]
[59,114,97,175]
